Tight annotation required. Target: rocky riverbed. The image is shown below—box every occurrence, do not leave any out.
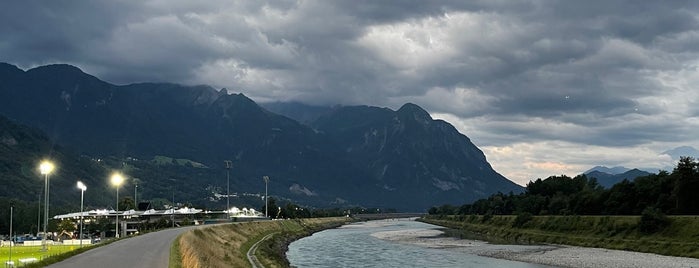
[372,227,699,268]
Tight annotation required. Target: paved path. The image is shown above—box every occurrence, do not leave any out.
[47,225,205,268]
[247,232,277,268]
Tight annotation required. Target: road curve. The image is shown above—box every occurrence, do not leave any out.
[47,225,206,268]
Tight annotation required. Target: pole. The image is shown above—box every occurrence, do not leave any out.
[171,190,175,228]
[263,176,269,218]
[134,182,138,210]
[42,173,49,252]
[79,188,84,247]
[115,187,119,238]
[224,160,232,213]
[9,203,13,266]
[37,192,41,238]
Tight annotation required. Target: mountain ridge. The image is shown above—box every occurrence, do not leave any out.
[0,62,522,210]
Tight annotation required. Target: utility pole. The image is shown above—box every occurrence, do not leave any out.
[224,160,232,213]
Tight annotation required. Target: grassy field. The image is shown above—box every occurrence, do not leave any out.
[422,215,699,258]
[0,244,81,266]
[175,217,352,268]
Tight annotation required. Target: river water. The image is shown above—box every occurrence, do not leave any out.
[287,219,552,268]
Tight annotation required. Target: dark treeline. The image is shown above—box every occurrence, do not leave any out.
[430,157,699,216]
[262,197,394,219]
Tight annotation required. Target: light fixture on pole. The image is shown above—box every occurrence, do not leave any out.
[110,173,125,238]
[39,160,54,252]
[76,181,86,247]
[224,160,232,214]
[263,176,269,218]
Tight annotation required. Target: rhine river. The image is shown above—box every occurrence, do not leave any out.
[287,219,552,268]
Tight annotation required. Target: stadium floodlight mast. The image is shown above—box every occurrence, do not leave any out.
[263,176,270,218]
[77,181,87,247]
[110,173,125,238]
[39,160,54,252]
[8,202,13,266]
[134,180,138,209]
[224,160,232,214]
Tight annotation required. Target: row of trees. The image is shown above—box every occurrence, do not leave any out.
[262,197,393,219]
[429,157,699,216]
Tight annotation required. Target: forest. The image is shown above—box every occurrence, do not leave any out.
[429,157,699,216]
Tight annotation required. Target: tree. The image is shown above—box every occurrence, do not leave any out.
[673,156,699,214]
[639,207,670,234]
[119,197,136,211]
[57,219,76,234]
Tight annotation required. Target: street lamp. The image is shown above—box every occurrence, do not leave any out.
[110,173,125,238]
[263,176,269,218]
[39,160,54,252]
[76,181,86,247]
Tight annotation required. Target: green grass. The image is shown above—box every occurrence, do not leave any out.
[0,244,81,266]
[169,234,183,268]
[422,215,699,258]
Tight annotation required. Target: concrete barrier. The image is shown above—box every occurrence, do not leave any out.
[19,258,37,264]
[62,239,92,245]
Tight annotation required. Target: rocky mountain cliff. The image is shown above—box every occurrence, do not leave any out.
[0,63,522,211]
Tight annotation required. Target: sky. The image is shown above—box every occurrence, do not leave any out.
[2,1,699,185]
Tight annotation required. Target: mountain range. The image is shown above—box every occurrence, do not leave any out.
[584,168,653,188]
[0,63,522,211]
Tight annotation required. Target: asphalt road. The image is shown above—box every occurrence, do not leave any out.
[47,225,203,268]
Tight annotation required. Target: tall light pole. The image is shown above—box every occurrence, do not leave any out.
[171,190,175,228]
[134,181,138,210]
[39,160,54,252]
[77,181,86,247]
[111,173,125,238]
[9,202,13,266]
[263,176,269,218]
[37,190,41,238]
[224,160,232,213]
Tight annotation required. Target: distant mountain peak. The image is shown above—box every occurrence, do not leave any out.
[584,166,631,175]
[397,103,432,125]
[662,146,699,160]
[398,103,429,115]
[585,168,653,188]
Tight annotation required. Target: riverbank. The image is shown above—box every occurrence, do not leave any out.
[373,223,699,268]
[421,215,699,258]
[175,217,352,267]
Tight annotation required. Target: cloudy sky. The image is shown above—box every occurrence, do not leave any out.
[3,1,699,185]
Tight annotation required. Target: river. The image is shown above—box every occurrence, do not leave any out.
[287,219,554,268]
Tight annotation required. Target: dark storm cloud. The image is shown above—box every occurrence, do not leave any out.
[3,1,699,180]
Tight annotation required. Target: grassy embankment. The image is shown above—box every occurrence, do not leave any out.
[422,215,699,258]
[175,217,353,268]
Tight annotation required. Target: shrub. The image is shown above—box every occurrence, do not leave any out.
[513,212,533,228]
[482,211,494,222]
[639,207,670,234]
